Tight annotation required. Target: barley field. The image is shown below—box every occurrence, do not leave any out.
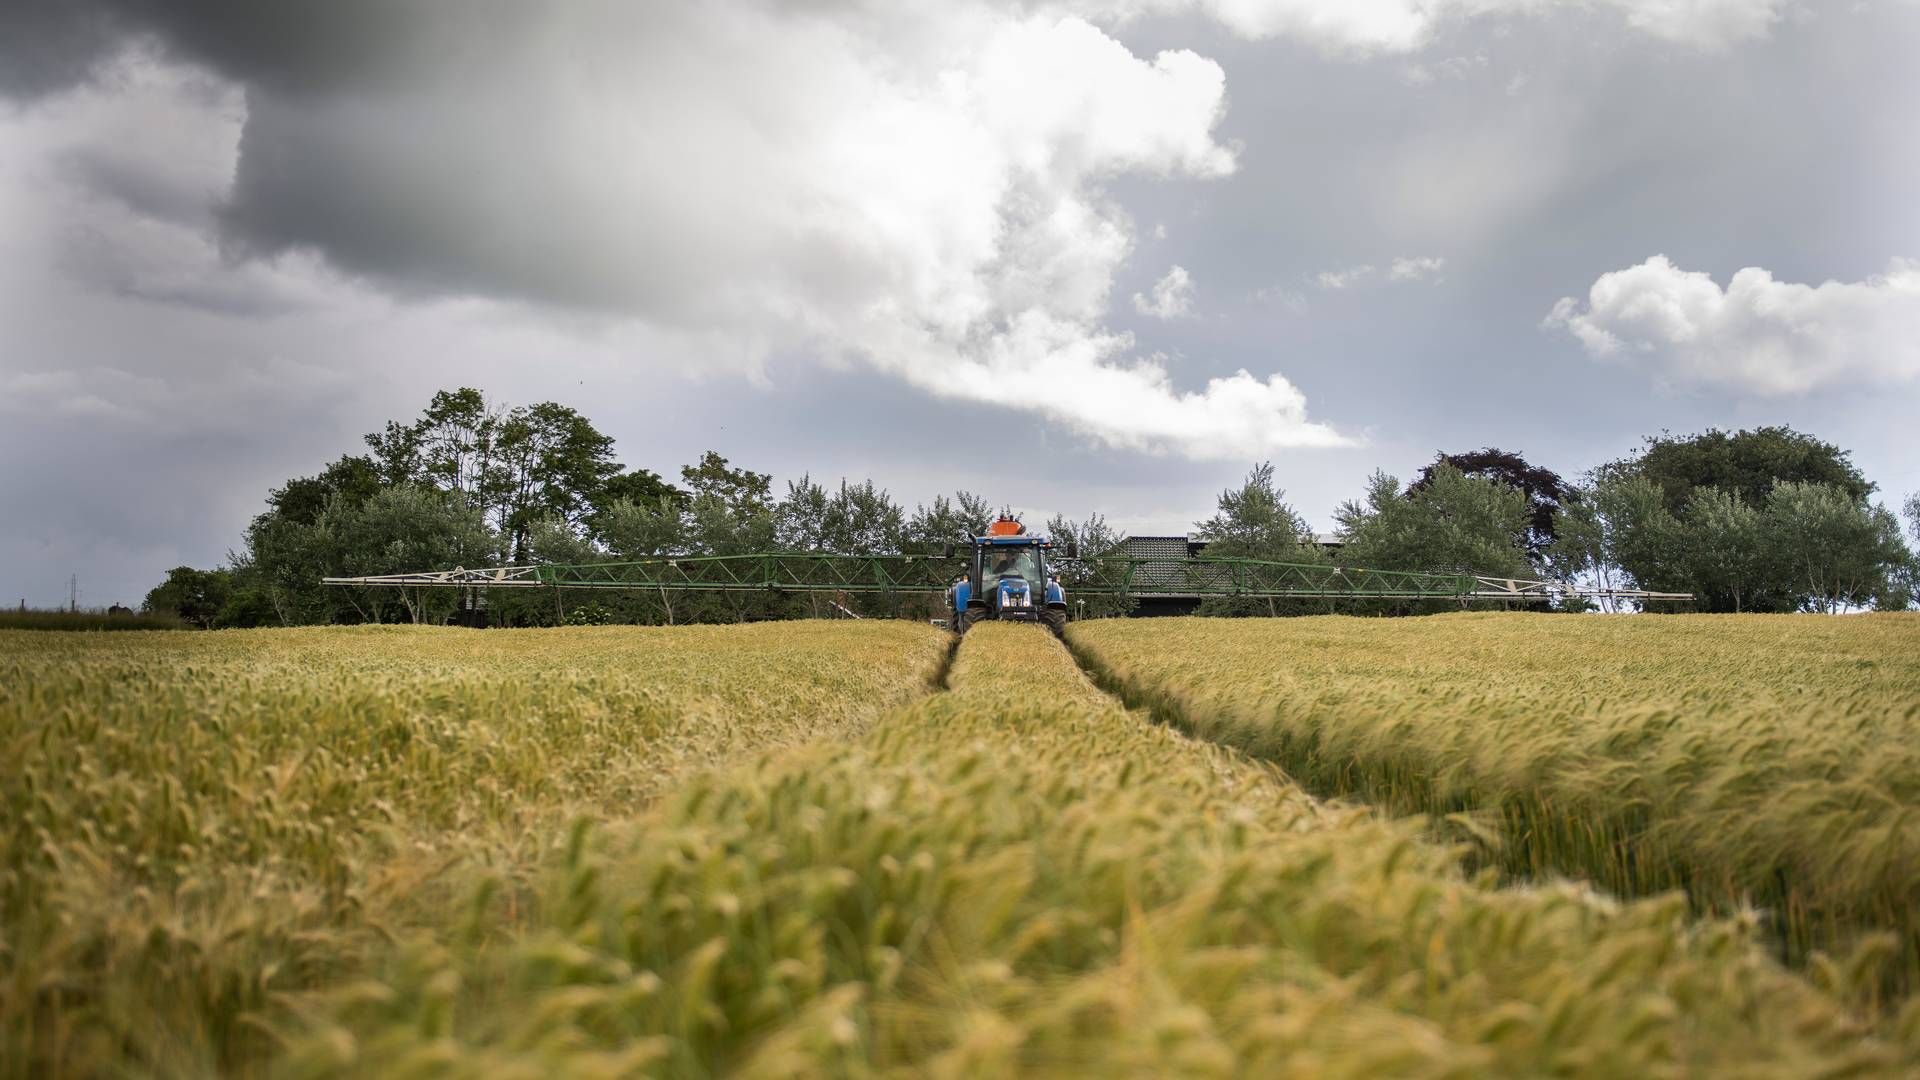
[6,619,1919,1076]
[0,622,947,1076]
[262,624,1917,1075]
[1067,612,1920,994]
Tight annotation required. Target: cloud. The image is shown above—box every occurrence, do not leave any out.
[1601,0,1789,47]
[1546,254,1920,394]
[1389,255,1447,281]
[1134,265,1195,317]
[1,3,1364,459]
[1091,0,1791,51]
[896,310,1353,454]
[1316,264,1376,288]
[1255,284,1309,311]
[1317,256,1447,288]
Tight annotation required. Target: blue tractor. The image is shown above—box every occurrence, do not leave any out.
[946,515,1074,635]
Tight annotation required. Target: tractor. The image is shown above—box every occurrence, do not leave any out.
[946,515,1073,635]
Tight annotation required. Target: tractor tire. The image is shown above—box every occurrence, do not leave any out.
[960,605,995,634]
[1040,606,1067,638]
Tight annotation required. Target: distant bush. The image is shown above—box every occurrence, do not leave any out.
[0,608,186,631]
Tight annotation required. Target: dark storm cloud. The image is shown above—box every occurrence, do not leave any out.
[0,0,122,98]
[7,0,421,98]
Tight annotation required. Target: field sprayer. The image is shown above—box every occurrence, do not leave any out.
[322,515,1690,627]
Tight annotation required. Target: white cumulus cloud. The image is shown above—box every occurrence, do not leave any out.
[1389,255,1447,281]
[1545,254,1920,394]
[1134,265,1196,317]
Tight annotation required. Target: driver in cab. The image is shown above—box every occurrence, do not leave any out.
[986,548,1032,587]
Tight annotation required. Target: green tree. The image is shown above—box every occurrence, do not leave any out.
[365,389,623,562]
[1888,494,1920,610]
[1677,488,1767,613]
[365,387,495,495]
[1193,463,1328,616]
[680,451,773,518]
[954,491,994,536]
[1043,511,1125,560]
[1589,474,1691,600]
[1599,426,1872,519]
[596,495,688,559]
[1588,475,1912,613]
[676,452,774,556]
[143,566,233,629]
[1193,463,1323,562]
[1544,491,1606,601]
[822,480,905,554]
[265,454,384,527]
[1412,448,1570,567]
[585,494,693,624]
[233,454,387,625]
[1763,481,1909,613]
[598,468,685,513]
[325,485,497,624]
[486,401,622,559]
[1337,466,1531,614]
[775,476,832,551]
[1548,475,1691,611]
[903,495,969,555]
[1045,511,1134,618]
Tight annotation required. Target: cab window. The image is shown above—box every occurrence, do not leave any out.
[982,546,1041,587]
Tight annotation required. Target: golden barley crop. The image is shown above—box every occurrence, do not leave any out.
[1067,612,1920,994]
[9,617,1915,1077]
[0,621,948,1076]
[269,624,1916,1076]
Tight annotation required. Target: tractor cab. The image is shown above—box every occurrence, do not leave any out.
[948,515,1072,635]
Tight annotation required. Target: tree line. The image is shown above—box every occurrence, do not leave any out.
[144,388,1920,626]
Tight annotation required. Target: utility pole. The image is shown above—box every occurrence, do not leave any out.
[70,574,78,614]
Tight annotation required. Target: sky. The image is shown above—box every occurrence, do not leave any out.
[2,0,1917,608]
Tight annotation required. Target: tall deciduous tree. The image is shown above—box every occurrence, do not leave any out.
[236,454,388,625]
[324,485,496,624]
[1193,463,1327,616]
[1677,488,1767,613]
[677,452,775,557]
[1193,463,1323,562]
[366,387,496,496]
[1412,448,1570,567]
[1599,426,1872,518]
[486,401,621,559]
[1336,466,1531,612]
[365,388,622,561]
[953,491,994,536]
[1573,475,1912,613]
[903,495,973,554]
[773,477,905,553]
[1763,481,1909,613]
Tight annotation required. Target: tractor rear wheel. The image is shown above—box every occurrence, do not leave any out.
[1040,606,1067,637]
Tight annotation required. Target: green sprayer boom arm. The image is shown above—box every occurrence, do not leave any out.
[323,553,1689,604]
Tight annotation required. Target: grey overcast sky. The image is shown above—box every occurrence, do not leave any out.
[2,0,1917,607]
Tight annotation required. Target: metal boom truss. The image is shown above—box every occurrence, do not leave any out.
[322,554,1689,604]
